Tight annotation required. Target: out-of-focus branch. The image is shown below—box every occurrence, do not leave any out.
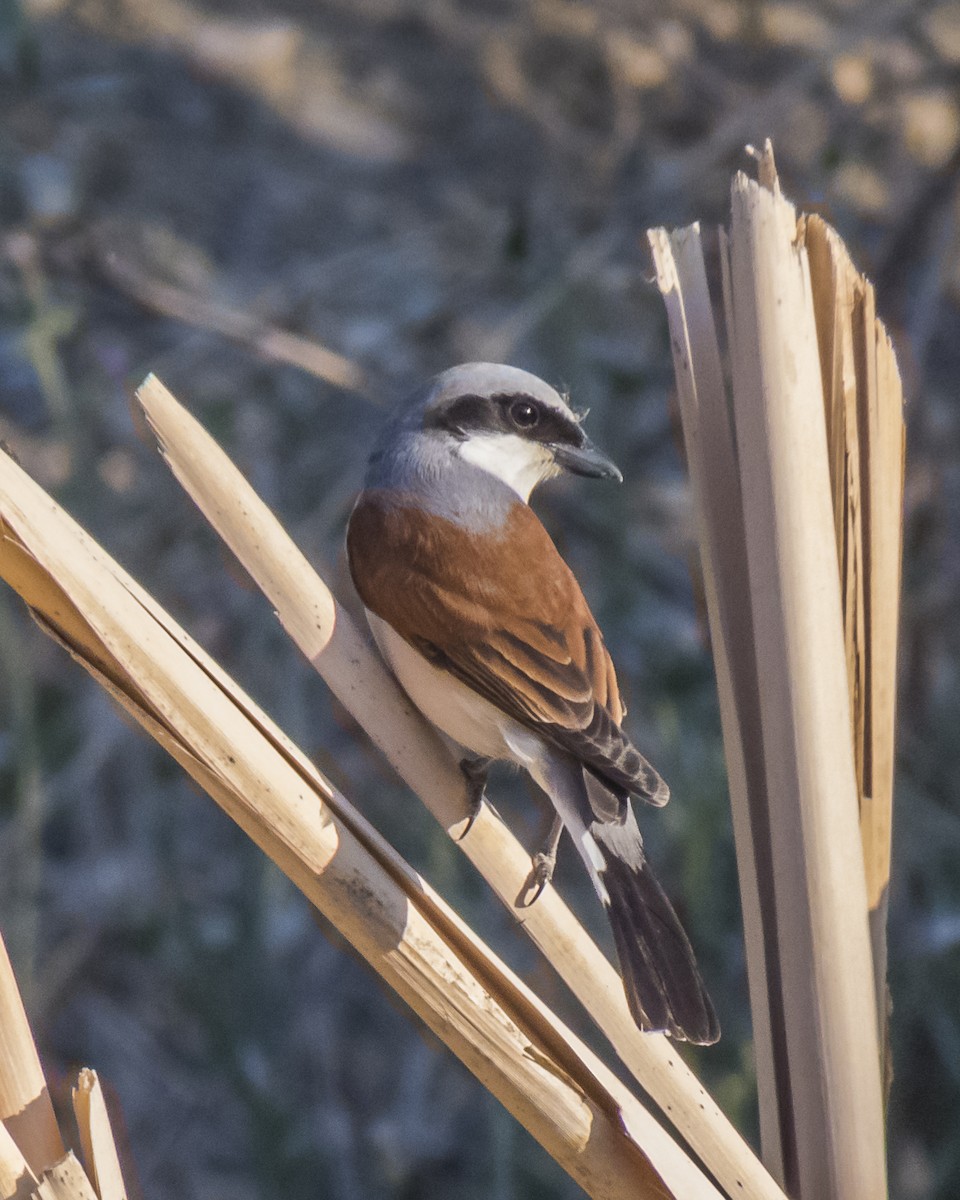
[86,224,368,394]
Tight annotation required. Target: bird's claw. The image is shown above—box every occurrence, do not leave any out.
[520,815,564,906]
[457,757,491,841]
[522,849,557,906]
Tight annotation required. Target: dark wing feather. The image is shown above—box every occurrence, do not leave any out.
[347,492,668,807]
[436,640,665,805]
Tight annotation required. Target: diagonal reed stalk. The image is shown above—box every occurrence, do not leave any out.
[648,142,902,1200]
[134,373,786,1200]
[0,439,730,1199]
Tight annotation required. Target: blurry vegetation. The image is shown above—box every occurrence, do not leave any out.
[0,0,957,1197]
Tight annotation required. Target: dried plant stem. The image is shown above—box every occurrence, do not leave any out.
[0,1120,36,1200]
[0,445,723,1200]
[726,168,884,1199]
[33,1155,99,1200]
[135,374,787,1200]
[805,216,904,1041]
[648,144,897,1200]
[72,1071,126,1200]
[0,934,131,1200]
[0,938,64,1180]
[647,224,786,1180]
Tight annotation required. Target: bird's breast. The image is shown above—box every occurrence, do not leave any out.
[365,611,522,761]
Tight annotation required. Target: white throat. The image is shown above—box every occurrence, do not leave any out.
[457,433,557,501]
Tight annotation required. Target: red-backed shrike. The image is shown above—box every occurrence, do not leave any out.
[347,363,718,1044]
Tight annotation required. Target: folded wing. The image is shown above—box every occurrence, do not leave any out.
[347,492,668,809]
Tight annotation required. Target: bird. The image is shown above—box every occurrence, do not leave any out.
[346,362,719,1044]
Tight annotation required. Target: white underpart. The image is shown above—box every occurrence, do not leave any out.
[366,608,609,903]
[367,611,522,760]
[457,432,558,502]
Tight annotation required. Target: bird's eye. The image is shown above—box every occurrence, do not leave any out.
[510,400,539,429]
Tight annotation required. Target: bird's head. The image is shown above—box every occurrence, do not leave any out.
[411,362,622,501]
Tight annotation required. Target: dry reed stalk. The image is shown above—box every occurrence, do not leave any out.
[0,1120,37,1199]
[725,163,884,1199]
[0,935,131,1200]
[0,938,64,1180]
[135,374,788,1200]
[32,1155,99,1200]
[648,143,898,1200]
[72,1072,126,1200]
[805,216,905,1041]
[646,224,786,1181]
[0,444,725,1200]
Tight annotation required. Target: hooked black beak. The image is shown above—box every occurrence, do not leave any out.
[551,438,623,482]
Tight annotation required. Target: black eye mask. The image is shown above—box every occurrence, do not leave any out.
[429,392,583,449]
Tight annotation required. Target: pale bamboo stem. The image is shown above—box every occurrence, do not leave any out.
[32,1153,98,1200]
[135,373,787,1200]
[0,937,64,1177]
[721,170,886,1198]
[647,225,786,1183]
[0,446,721,1200]
[0,1121,37,1200]
[72,1071,127,1200]
[805,215,904,1037]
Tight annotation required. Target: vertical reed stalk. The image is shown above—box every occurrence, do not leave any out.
[649,143,901,1199]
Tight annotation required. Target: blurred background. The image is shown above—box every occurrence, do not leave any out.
[0,0,957,1196]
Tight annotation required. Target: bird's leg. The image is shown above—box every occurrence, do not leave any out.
[524,815,564,904]
[457,756,492,839]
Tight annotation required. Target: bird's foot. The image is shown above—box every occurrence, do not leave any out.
[526,850,556,904]
[456,757,492,840]
[521,815,564,905]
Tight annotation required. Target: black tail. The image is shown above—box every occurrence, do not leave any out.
[592,815,719,1045]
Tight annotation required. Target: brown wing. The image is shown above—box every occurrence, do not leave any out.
[347,491,668,808]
